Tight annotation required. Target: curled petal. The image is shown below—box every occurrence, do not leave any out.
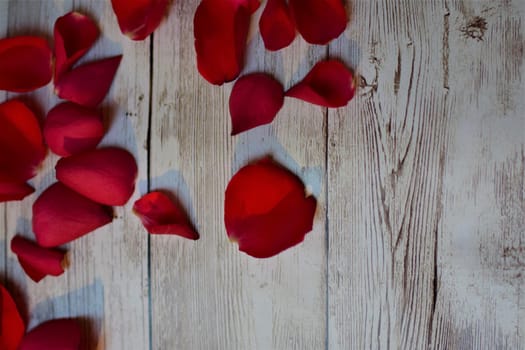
[10,235,66,283]
[33,182,113,247]
[0,174,34,202]
[55,55,122,107]
[229,73,284,135]
[194,0,260,85]
[44,102,104,157]
[111,0,169,40]
[0,36,52,92]
[259,0,296,51]
[225,158,317,258]
[288,0,347,44]
[133,191,199,240]
[285,60,355,107]
[19,319,81,350]
[55,147,138,206]
[54,11,99,80]
[0,284,25,350]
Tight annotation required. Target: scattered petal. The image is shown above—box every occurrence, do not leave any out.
[54,11,99,80]
[55,147,138,206]
[0,36,52,92]
[33,182,113,247]
[0,173,34,202]
[55,55,122,107]
[19,319,81,350]
[44,102,104,157]
[285,60,355,107]
[133,191,199,240]
[0,284,25,350]
[288,0,347,44]
[224,158,317,258]
[259,0,296,51]
[111,0,169,40]
[229,73,284,135]
[194,0,260,85]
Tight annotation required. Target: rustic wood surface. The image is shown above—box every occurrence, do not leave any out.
[1,0,523,349]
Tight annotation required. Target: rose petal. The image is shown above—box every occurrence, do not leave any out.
[54,11,99,80]
[0,173,34,202]
[259,0,296,51]
[111,0,169,40]
[224,158,317,258]
[44,102,104,157]
[55,147,138,206]
[0,284,25,350]
[133,191,199,240]
[33,182,113,247]
[194,0,260,85]
[54,55,122,107]
[0,36,52,92]
[19,319,81,350]
[229,73,284,135]
[285,60,355,107]
[288,0,347,44]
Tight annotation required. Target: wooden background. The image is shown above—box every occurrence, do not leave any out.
[1,0,524,349]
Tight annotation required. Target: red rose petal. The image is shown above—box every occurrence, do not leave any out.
[0,284,25,350]
[133,191,199,240]
[0,36,52,92]
[111,0,169,40]
[10,235,66,283]
[55,147,138,206]
[229,73,284,135]
[285,60,355,108]
[259,0,296,51]
[33,182,113,247]
[288,0,347,44]
[0,174,34,202]
[44,102,104,157]
[54,12,99,80]
[19,319,81,350]
[54,55,122,107]
[224,158,317,258]
[194,0,260,85]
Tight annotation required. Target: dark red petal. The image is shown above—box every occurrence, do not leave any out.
[111,0,169,40]
[0,173,34,202]
[19,319,81,350]
[133,191,199,240]
[285,60,355,108]
[229,73,284,135]
[33,182,113,247]
[224,158,317,258]
[54,12,99,80]
[194,0,260,85]
[10,235,66,283]
[0,284,25,350]
[288,0,347,44]
[259,0,296,51]
[44,102,104,157]
[0,36,52,92]
[55,147,138,206]
[0,100,47,181]
[54,55,122,107]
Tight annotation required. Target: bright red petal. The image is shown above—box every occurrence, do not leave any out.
[10,235,66,283]
[54,55,122,107]
[19,319,81,350]
[0,36,52,92]
[55,147,138,206]
[0,284,25,350]
[44,102,104,157]
[285,60,355,107]
[33,182,113,247]
[259,0,296,51]
[133,191,199,240]
[229,73,284,135]
[194,0,260,85]
[54,12,99,80]
[0,174,34,202]
[111,0,169,40]
[224,158,317,258]
[288,0,347,44]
